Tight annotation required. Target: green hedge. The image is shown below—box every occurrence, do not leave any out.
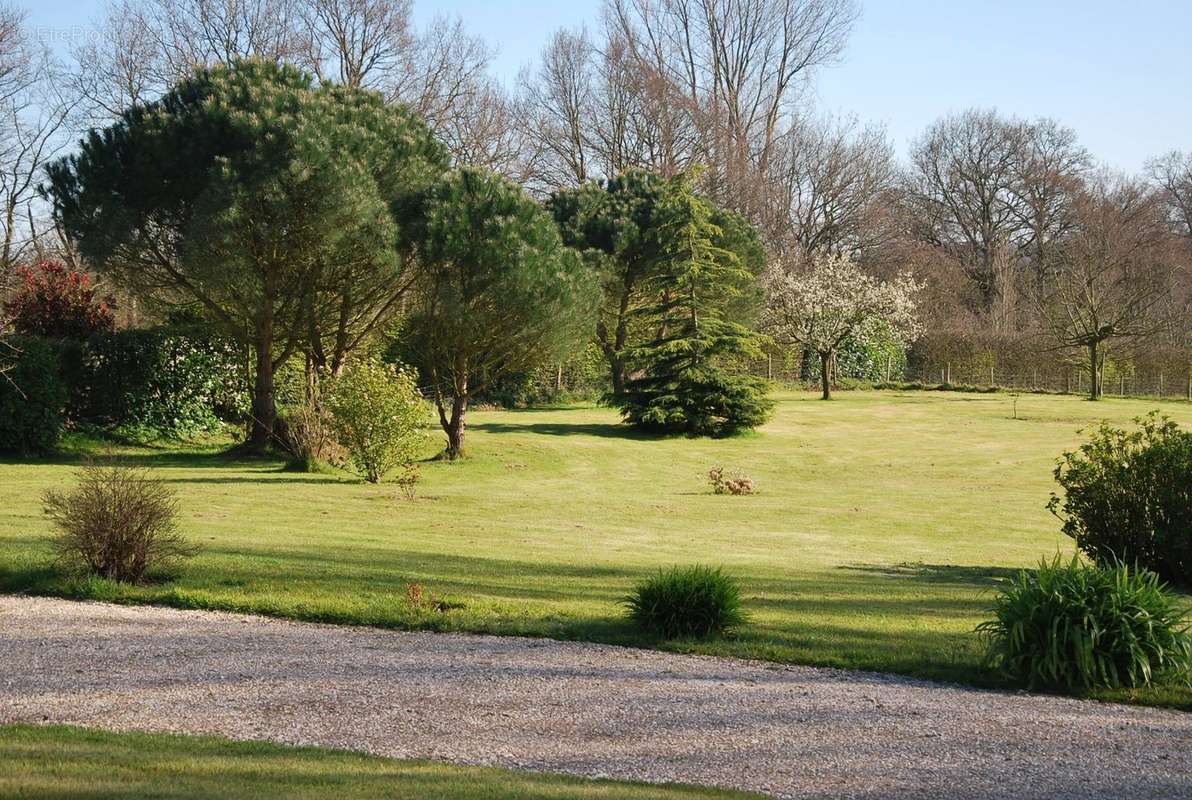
[67,327,249,437]
[0,336,69,455]
[0,327,249,451]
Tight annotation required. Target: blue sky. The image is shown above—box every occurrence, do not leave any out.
[25,0,1192,173]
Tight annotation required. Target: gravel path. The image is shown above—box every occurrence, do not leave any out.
[2,597,1190,799]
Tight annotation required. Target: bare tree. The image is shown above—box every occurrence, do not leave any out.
[297,0,412,89]
[605,0,859,217]
[762,114,897,262]
[1148,150,1192,241]
[1035,173,1174,399]
[905,109,1026,305]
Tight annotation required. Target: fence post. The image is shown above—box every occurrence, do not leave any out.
[1159,372,1165,398]
[946,362,952,384]
[1120,375,1125,396]
[1065,373,1071,394]
[989,364,995,387]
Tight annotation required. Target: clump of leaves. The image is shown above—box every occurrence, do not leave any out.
[325,358,429,484]
[623,565,746,639]
[977,555,1192,692]
[708,465,755,495]
[44,460,196,584]
[1049,412,1192,586]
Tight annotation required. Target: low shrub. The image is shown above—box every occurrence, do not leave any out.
[44,460,196,584]
[325,358,428,484]
[0,336,68,455]
[619,368,773,437]
[277,399,345,472]
[708,466,755,495]
[623,565,746,639]
[1049,413,1192,586]
[977,555,1192,691]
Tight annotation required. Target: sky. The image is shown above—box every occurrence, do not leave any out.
[23,0,1192,173]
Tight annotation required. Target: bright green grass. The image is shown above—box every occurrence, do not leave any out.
[0,725,759,799]
[2,390,1190,706]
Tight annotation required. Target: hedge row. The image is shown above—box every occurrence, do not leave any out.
[0,327,249,454]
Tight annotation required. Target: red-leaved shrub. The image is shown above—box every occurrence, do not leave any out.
[4,260,116,339]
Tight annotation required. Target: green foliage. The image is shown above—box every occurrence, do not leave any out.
[803,322,908,383]
[46,59,448,448]
[978,555,1192,691]
[409,167,600,457]
[1048,413,1192,586]
[69,327,248,438]
[550,170,764,398]
[325,358,429,484]
[623,565,746,639]
[0,336,68,454]
[615,172,772,435]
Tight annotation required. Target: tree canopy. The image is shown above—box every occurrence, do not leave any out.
[408,167,599,459]
[46,59,448,449]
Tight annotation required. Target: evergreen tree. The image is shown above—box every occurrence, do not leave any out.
[616,172,773,435]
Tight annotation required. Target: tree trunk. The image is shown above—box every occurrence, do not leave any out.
[820,351,832,400]
[1088,340,1101,401]
[247,329,277,452]
[437,369,469,460]
[610,357,626,397]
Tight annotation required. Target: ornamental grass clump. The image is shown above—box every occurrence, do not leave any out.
[624,565,746,639]
[44,460,195,584]
[977,555,1192,692]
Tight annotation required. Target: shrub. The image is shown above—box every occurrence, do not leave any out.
[1049,413,1192,585]
[3,260,115,339]
[0,336,68,454]
[619,368,773,437]
[708,466,755,495]
[69,327,249,438]
[325,358,428,484]
[977,555,1192,691]
[623,565,746,639]
[44,460,196,584]
[277,395,345,473]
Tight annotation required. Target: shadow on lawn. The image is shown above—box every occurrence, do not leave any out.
[838,562,1022,587]
[469,420,661,440]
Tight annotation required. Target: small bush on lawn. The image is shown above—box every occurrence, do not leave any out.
[977,555,1192,692]
[624,565,746,639]
[0,336,68,455]
[325,358,428,485]
[278,397,345,472]
[44,460,196,584]
[1049,413,1192,585]
[708,466,755,495]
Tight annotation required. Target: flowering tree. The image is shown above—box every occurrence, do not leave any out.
[763,253,922,399]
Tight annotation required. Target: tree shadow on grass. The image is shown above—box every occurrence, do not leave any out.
[469,421,664,440]
[838,562,1022,588]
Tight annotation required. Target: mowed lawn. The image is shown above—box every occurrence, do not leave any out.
[0,725,760,799]
[2,390,1190,703]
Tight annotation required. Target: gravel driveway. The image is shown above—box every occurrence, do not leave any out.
[2,596,1190,799]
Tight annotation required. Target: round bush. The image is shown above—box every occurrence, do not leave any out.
[0,336,68,455]
[623,565,746,639]
[977,555,1192,691]
[1049,413,1192,586]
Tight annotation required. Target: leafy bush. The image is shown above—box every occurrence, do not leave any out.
[1049,413,1192,585]
[623,565,746,639]
[0,336,68,454]
[3,260,115,339]
[977,555,1192,691]
[325,358,428,484]
[69,327,249,438]
[44,460,196,583]
[708,466,755,495]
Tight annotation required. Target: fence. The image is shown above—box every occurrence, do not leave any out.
[899,362,1192,401]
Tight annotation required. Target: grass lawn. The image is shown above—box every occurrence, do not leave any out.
[2,389,1190,706]
[0,725,759,799]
